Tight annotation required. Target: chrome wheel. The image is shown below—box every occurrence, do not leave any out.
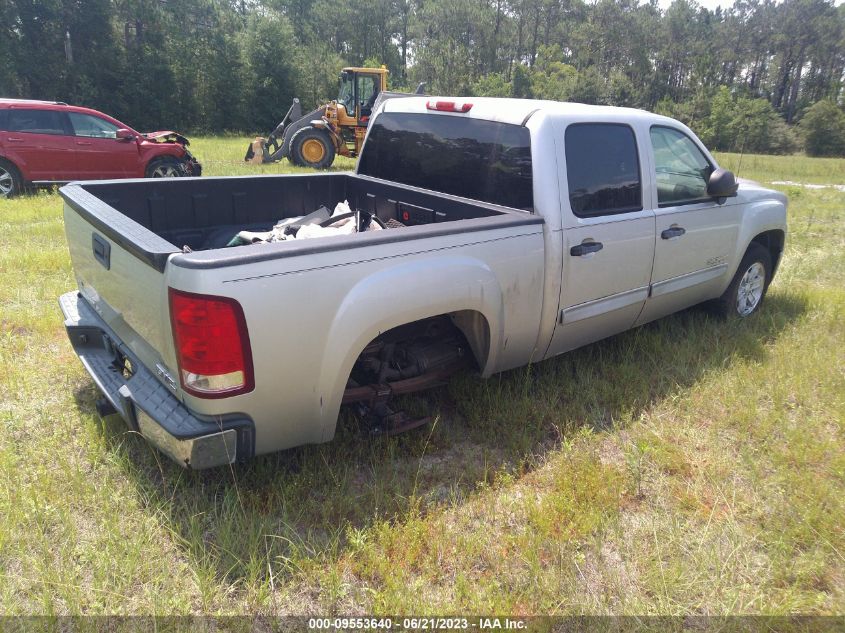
[151,164,181,178]
[0,166,14,197]
[736,262,765,316]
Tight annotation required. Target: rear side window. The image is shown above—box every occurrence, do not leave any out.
[359,112,533,210]
[564,123,641,217]
[5,109,66,135]
[0,110,7,130]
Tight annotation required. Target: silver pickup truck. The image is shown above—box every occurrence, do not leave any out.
[59,97,787,469]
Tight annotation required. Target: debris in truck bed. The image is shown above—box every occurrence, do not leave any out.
[226,200,390,247]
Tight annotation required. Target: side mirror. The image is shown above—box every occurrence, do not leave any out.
[115,128,136,141]
[707,168,739,199]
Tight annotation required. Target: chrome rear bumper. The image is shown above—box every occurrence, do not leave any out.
[59,291,254,469]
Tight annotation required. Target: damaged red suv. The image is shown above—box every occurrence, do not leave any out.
[0,99,201,197]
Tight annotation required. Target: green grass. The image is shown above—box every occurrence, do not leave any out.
[190,136,358,177]
[0,143,843,616]
[717,151,845,185]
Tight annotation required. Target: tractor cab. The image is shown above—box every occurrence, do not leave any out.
[336,67,389,125]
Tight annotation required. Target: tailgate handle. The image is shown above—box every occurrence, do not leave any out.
[92,233,111,270]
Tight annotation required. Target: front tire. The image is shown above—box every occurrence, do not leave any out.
[145,157,185,178]
[0,159,23,198]
[290,127,336,169]
[714,243,772,318]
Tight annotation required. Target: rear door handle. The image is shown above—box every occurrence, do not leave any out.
[6,137,23,143]
[661,226,686,240]
[76,141,93,146]
[570,241,604,257]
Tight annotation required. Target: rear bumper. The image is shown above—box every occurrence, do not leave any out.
[59,291,254,469]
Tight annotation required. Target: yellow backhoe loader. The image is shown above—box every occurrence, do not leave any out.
[245,67,424,169]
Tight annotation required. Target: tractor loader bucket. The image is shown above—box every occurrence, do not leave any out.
[244,98,305,163]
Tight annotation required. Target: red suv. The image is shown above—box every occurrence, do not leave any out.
[0,99,201,197]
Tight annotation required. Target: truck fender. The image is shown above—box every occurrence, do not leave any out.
[315,255,504,440]
[726,198,787,291]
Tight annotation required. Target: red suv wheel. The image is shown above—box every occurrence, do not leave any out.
[0,159,22,198]
[146,157,185,178]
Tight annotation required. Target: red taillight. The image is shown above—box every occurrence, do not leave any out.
[168,288,254,398]
[426,100,473,113]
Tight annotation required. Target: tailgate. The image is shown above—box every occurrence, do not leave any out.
[60,183,179,379]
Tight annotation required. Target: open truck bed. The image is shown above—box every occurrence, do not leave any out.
[64,173,524,268]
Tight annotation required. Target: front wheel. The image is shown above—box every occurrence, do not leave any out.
[290,127,336,169]
[0,159,23,198]
[713,243,772,318]
[145,157,185,178]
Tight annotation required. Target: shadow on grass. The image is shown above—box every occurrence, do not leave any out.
[74,290,808,587]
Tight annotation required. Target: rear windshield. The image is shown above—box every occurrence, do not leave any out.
[358,112,533,211]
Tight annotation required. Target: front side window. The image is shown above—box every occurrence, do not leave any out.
[337,72,355,111]
[359,112,533,210]
[564,123,642,218]
[650,126,714,206]
[5,109,66,135]
[69,112,120,138]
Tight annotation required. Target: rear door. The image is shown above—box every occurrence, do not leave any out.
[3,108,80,180]
[67,112,140,178]
[547,121,656,356]
[635,125,740,325]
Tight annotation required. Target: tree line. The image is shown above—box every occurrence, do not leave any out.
[1,0,844,155]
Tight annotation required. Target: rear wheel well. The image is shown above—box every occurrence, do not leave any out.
[750,230,785,278]
[450,310,490,372]
[344,311,490,399]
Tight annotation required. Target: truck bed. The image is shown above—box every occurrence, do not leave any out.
[59,172,545,464]
[61,173,530,272]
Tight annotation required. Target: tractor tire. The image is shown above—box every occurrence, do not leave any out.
[290,127,336,169]
[0,158,23,198]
